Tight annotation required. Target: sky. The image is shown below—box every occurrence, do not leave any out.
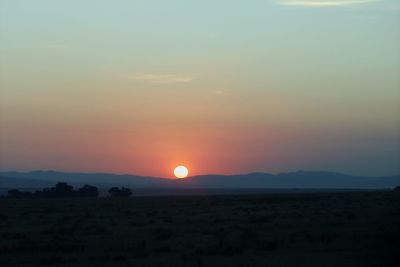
[0,0,399,178]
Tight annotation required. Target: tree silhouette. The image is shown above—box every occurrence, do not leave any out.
[7,189,33,198]
[7,182,99,198]
[53,182,74,197]
[77,184,99,197]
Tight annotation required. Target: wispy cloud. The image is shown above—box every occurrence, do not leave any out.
[277,0,379,7]
[133,73,193,84]
[214,90,225,95]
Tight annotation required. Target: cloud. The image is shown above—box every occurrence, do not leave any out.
[133,73,193,84]
[276,0,379,7]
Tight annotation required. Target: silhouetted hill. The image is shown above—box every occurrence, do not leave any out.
[0,176,55,188]
[0,170,398,191]
[0,171,170,188]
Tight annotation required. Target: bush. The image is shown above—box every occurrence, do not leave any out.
[7,183,99,198]
[77,184,99,197]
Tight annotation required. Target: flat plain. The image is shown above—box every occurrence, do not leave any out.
[0,191,399,266]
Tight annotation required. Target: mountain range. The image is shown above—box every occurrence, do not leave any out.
[0,170,398,190]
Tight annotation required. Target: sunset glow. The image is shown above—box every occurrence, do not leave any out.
[174,166,189,179]
[0,0,399,178]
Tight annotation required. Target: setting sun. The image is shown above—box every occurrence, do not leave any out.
[174,166,189,179]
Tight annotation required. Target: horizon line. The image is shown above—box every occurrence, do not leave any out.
[1,169,399,178]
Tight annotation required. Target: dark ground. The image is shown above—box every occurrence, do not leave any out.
[0,191,399,266]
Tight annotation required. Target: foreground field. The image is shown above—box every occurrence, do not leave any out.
[0,191,399,266]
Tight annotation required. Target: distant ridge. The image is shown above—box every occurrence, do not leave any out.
[1,170,398,190]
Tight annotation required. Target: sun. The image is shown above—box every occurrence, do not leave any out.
[174,165,189,179]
